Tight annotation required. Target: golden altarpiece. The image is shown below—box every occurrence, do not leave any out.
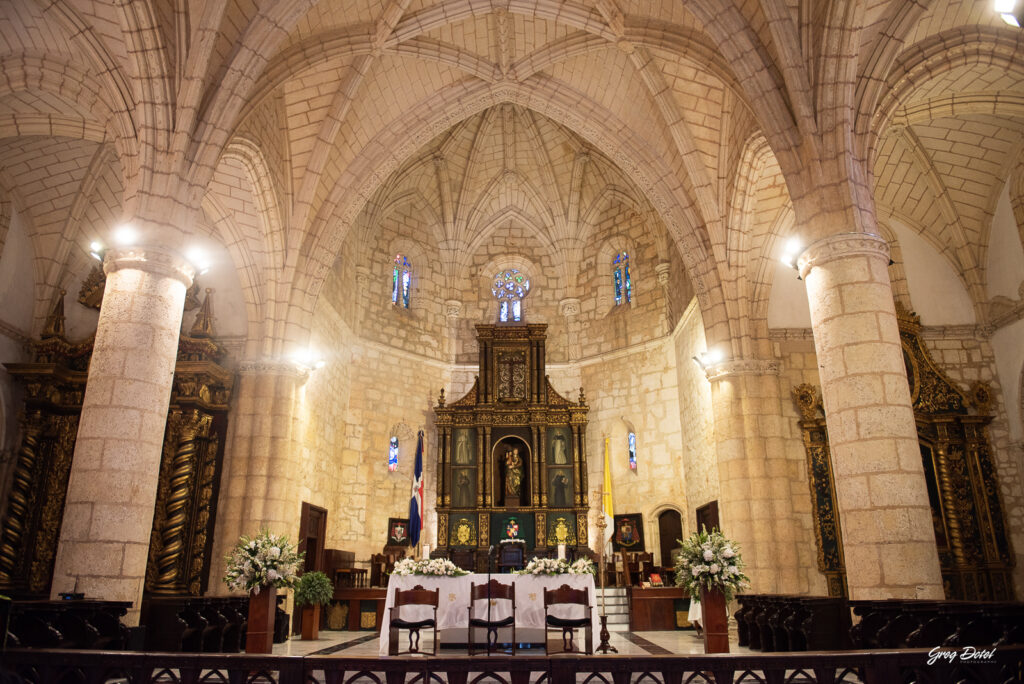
[792,307,1015,600]
[0,287,233,599]
[434,324,589,565]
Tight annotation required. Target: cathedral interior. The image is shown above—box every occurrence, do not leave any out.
[0,0,1023,637]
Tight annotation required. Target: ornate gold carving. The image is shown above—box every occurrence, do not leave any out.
[77,264,106,309]
[478,513,489,548]
[968,382,994,414]
[496,350,527,402]
[791,384,822,422]
[535,513,546,547]
[0,415,43,586]
[577,514,588,546]
[41,291,67,340]
[30,415,78,592]
[438,514,448,547]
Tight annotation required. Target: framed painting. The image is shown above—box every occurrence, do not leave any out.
[452,428,477,465]
[547,426,572,465]
[612,513,644,551]
[386,517,410,547]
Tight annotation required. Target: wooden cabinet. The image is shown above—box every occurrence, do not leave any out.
[628,586,688,631]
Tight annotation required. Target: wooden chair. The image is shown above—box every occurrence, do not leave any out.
[467,579,516,655]
[450,549,477,572]
[388,585,439,656]
[543,584,593,655]
[497,543,524,573]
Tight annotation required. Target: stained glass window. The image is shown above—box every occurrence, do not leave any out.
[628,432,637,470]
[492,269,530,322]
[613,252,632,305]
[392,254,411,308]
[389,437,399,471]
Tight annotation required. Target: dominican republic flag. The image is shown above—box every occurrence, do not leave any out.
[408,430,425,548]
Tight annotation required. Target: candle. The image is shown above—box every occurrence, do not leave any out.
[557,544,566,560]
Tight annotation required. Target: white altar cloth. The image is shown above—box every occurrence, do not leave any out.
[378,573,599,655]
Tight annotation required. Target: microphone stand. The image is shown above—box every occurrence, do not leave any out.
[486,544,495,653]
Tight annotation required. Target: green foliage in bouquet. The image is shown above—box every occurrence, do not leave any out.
[223,529,304,593]
[674,526,749,602]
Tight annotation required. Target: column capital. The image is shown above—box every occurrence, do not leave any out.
[104,245,195,288]
[654,262,671,285]
[444,299,463,318]
[559,298,581,317]
[797,232,889,279]
[705,358,780,382]
[237,359,310,379]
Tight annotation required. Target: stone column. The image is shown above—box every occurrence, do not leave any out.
[708,360,812,594]
[559,298,581,361]
[444,299,462,360]
[654,262,671,334]
[50,246,194,623]
[209,361,306,593]
[798,232,943,599]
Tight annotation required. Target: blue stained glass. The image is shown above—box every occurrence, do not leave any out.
[624,262,632,303]
[393,254,411,308]
[492,269,530,321]
[614,267,623,305]
[628,432,637,470]
[512,300,521,322]
[389,437,399,471]
[500,300,510,322]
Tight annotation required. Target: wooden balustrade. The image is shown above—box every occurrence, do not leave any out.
[2,647,1022,684]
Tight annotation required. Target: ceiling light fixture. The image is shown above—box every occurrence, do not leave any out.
[995,0,1023,26]
[112,225,138,246]
[780,236,803,279]
[186,246,212,275]
[89,241,105,261]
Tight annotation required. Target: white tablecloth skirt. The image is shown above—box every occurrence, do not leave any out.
[379,573,599,655]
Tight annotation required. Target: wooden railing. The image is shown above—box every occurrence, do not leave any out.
[2,646,1022,684]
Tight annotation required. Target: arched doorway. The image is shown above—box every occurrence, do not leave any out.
[657,509,683,569]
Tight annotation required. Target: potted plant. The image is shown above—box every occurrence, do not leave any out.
[223,529,303,653]
[294,571,333,640]
[674,526,748,653]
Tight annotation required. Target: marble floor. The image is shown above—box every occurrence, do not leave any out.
[272,628,752,657]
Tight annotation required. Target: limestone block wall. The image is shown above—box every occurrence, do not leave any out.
[351,202,448,359]
[454,223,568,362]
[671,300,718,530]
[581,339,686,565]
[577,204,671,356]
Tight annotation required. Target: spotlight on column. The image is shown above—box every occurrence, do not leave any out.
[89,241,105,261]
[995,0,1023,26]
[291,349,326,372]
[112,225,138,246]
[691,348,725,370]
[780,236,803,279]
[186,246,211,275]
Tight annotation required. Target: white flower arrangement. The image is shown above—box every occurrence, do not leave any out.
[674,526,749,602]
[223,529,303,593]
[390,557,469,576]
[516,556,595,575]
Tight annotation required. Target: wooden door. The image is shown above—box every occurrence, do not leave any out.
[657,509,683,567]
[295,502,328,635]
[695,501,719,534]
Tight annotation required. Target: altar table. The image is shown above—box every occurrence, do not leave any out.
[378,573,599,655]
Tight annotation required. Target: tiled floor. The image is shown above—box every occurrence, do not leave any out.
[273,629,752,657]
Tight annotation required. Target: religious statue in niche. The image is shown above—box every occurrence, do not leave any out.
[550,471,570,507]
[453,469,474,507]
[454,429,474,464]
[551,432,569,464]
[504,447,523,497]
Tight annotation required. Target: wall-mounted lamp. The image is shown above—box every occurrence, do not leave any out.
[112,225,138,247]
[89,241,105,262]
[291,349,326,371]
[692,347,724,370]
[995,0,1023,26]
[186,246,212,275]
[780,236,802,279]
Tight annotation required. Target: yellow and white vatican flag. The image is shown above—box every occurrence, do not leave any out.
[602,437,614,555]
